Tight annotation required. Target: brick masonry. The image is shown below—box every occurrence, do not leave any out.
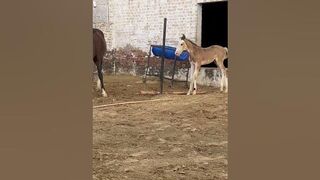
[93,0,227,87]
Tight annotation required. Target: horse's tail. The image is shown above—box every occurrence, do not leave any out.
[224,47,228,58]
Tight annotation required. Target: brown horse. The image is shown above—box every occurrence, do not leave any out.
[175,34,228,95]
[93,28,107,97]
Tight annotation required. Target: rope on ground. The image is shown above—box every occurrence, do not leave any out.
[93,98,173,109]
[138,90,207,95]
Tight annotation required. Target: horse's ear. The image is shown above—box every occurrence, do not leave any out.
[181,34,186,40]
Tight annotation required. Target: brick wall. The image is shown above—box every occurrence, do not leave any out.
[101,46,223,87]
[93,0,226,87]
[102,45,190,77]
[93,0,224,51]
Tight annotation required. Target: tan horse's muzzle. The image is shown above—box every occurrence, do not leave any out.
[175,50,181,56]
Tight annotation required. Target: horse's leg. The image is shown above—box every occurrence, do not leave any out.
[94,57,101,90]
[224,70,228,93]
[187,63,195,95]
[96,77,101,90]
[221,70,225,92]
[192,63,201,95]
[96,57,107,97]
[217,62,225,92]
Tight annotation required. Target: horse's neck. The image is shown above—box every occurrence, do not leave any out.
[186,42,201,60]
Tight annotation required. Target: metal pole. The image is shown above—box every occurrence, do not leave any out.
[160,18,167,94]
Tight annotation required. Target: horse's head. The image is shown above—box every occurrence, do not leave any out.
[175,34,188,56]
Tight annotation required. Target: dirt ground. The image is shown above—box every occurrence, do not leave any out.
[93,75,228,180]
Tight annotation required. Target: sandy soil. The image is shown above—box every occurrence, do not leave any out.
[93,75,228,180]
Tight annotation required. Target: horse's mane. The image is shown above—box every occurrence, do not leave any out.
[184,38,200,47]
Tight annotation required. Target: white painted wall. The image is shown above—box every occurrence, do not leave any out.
[93,0,225,51]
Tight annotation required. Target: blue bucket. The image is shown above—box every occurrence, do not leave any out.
[151,45,189,61]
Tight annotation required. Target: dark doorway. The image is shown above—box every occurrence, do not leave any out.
[201,1,228,68]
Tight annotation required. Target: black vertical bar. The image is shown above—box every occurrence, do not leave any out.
[147,46,151,74]
[160,18,167,94]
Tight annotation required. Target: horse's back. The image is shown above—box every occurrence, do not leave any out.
[93,28,105,39]
[205,44,224,50]
[93,28,107,61]
[203,45,227,60]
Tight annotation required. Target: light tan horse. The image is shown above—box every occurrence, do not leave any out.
[175,34,228,95]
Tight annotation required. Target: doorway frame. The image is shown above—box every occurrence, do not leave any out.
[196,0,228,46]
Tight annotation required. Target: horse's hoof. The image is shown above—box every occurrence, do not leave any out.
[192,91,197,95]
[102,90,108,97]
[187,92,191,95]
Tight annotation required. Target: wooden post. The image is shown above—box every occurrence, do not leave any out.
[160,18,167,94]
